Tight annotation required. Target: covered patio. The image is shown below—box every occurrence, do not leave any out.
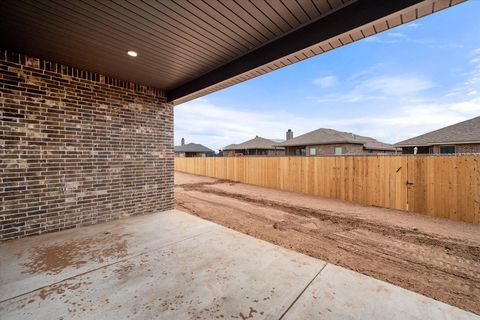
[1,210,477,319]
[0,0,475,319]
[0,0,465,238]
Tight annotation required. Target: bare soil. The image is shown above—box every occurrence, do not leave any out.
[175,172,480,315]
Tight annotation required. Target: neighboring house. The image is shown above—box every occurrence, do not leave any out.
[222,136,285,156]
[174,138,214,157]
[274,129,397,156]
[395,116,480,154]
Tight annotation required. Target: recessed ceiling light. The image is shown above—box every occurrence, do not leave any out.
[127,51,138,57]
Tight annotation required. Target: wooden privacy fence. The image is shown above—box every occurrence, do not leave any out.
[175,156,480,224]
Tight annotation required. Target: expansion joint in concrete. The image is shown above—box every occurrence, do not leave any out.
[278,262,328,320]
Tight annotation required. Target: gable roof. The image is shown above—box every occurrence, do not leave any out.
[174,143,214,153]
[274,128,396,151]
[223,144,238,150]
[395,116,480,147]
[223,136,284,151]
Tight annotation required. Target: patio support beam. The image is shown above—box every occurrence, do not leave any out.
[167,0,423,102]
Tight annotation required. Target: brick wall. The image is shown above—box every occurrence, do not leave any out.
[222,149,285,157]
[0,50,174,240]
[457,144,480,153]
[307,144,364,155]
[287,144,395,156]
[287,144,365,156]
[433,144,480,154]
[402,144,480,154]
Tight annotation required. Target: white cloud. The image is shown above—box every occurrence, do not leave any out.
[471,48,480,56]
[364,33,410,44]
[362,29,460,48]
[313,75,338,88]
[309,74,434,103]
[387,32,408,39]
[450,97,480,112]
[406,22,422,28]
[174,100,291,152]
[466,48,480,87]
[357,75,434,96]
[445,47,480,98]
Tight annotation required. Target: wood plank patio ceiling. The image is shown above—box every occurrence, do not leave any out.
[0,0,466,104]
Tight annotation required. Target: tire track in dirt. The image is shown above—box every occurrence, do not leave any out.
[175,179,480,315]
[179,181,480,261]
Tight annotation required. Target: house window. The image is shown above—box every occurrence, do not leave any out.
[309,147,316,156]
[439,145,455,154]
[335,147,343,155]
[295,148,306,156]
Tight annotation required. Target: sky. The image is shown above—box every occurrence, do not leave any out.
[175,1,480,152]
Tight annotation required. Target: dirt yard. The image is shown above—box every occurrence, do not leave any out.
[175,171,480,315]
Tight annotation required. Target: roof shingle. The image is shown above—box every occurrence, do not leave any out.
[274,128,396,151]
[223,136,284,151]
[395,116,480,147]
[174,143,214,153]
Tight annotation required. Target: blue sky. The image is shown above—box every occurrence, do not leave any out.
[175,1,480,151]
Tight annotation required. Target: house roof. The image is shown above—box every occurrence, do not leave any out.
[223,144,238,150]
[395,116,480,147]
[223,136,284,151]
[363,141,398,151]
[174,143,214,153]
[0,1,461,104]
[274,128,396,151]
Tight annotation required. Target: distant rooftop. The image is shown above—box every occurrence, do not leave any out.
[395,116,480,147]
[174,143,214,153]
[223,136,284,151]
[275,128,396,151]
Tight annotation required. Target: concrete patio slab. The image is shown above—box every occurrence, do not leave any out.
[0,210,478,320]
[282,263,478,320]
[0,210,325,319]
[0,210,218,302]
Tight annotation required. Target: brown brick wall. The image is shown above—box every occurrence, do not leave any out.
[434,144,480,154]
[287,144,365,156]
[285,146,302,156]
[222,149,285,157]
[308,144,364,155]
[401,146,431,154]
[0,50,174,240]
[401,144,480,154]
[287,144,395,156]
[456,144,480,153]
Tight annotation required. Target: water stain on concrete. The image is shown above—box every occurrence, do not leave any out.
[21,233,129,275]
[239,306,257,319]
[38,280,92,301]
[114,262,135,281]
